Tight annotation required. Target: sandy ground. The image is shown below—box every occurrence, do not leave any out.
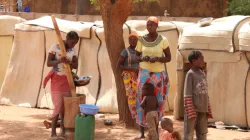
[0,105,250,140]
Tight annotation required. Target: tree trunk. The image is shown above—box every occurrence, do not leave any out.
[75,0,91,15]
[99,0,134,128]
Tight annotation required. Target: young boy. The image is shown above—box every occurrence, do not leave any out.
[160,118,181,140]
[140,83,159,140]
[184,51,213,140]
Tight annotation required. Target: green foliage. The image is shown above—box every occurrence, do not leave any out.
[90,0,99,6]
[228,0,250,15]
[90,0,100,10]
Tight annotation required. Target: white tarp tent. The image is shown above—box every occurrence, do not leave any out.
[0,15,26,88]
[0,16,193,113]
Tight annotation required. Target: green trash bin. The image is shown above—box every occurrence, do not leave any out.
[74,114,95,140]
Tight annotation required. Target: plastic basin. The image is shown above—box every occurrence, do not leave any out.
[79,104,100,115]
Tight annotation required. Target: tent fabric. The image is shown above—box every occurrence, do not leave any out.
[125,20,193,37]
[0,37,13,87]
[174,16,250,127]
[23,16,94,38]
[76,27,102,109]
[0,15,25,91]
[207,55,249,127]
[88,26,118,112]
[239,23,250,51]
[0,15,26,36]
[0,30,45,106]
[178,50,241,64]
[0,16,194,113]
[15,23,49,32]
[179,16,250,52]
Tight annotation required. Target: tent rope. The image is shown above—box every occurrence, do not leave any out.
[44,88,52,116]
[94,27,102,106]
[35,31,47,108]
[244,52,250,130]
[232,17,250,52]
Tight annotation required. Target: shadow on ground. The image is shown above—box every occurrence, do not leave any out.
[0,120,50,140]
[25,114,50,120]
[233,138,250,140]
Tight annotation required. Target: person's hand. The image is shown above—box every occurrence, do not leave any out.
[141,56,150,62]
[208,112,213,119]
[73,74,79,80]
[60,57,70,64]
[172,131,181,140]
[149,57,159,63]
[163,95,166,100]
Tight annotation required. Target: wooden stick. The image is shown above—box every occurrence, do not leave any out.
[51,15,76,97]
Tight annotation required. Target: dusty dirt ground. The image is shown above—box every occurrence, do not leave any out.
[0,105,250,140]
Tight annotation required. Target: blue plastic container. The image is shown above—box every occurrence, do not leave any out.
[79,104,100,115]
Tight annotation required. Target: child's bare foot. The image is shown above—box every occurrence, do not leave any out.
[50,134,57,138]
[59,129,65,137]
[43,120,51,129]
[135,134,145,139]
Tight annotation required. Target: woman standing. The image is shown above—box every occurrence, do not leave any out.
[135,17,171,138]
[117,33,139,118]
[44,31,79,138]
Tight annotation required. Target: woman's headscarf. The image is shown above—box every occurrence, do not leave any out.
[147,16,159,25]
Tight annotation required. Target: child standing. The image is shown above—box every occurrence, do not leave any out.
[140,83,159,140]
[159,118,181,140]
[184,51,213,140]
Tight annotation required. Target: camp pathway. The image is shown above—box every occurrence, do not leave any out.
[0,106,250,140]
